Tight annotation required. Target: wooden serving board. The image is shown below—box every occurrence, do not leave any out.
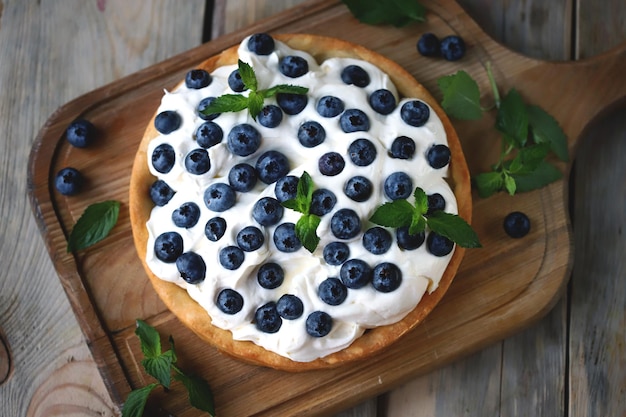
[27,0,626,415]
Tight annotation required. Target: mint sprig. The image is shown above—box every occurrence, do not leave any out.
[201,60,308,120]
[281,171,321,253]
[370,187,481,248]
[341,0,426,27]
[122,320,215,417]
[67,200,120,252]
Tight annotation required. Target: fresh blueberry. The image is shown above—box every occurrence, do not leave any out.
[152,143,176,173]
[204,183,236,212]
[274,175,299,202]
[318,152,345,176]
[66,119,97,148]
[339,259,372,289]
[154,110,182,134]
[298,121,326,148]
[306,311,332,337]
[185,69,212,89]
[330,208,361,239]
[372,262,402,292]
[227,69,246,92]
[348,138,377,166]
[369,89,396,115]
[219,245,245,270]
[257,262,284,289]
[154,232,183,263]
[257,104,283,128]
[195,121,223,148]
[390,136,416,159]
[440,35,466,61]
[255,150,290,184]
[427,193,446,214]
[362,227,392,255]
[427,144,451,169]
[276,294,304,320]
[55,167,83,195]
[247,33,275,55]
[279,55,309,78]
[227,123,261,157]
[339,109,370,133]
[396,226,425,250]
[344,176,373,202]
[503,211,531,238]
[228,163,257,192]
[255,302,282,333]
[197,97,220,121]
[150,180,176,206]
[318,278,348,306]
[310,189,337,216]
[401,100,430,127]
[236,226,265,252]
[204,217,227,241]
[323,242,350,266]
[216,288,244,314]
[273,223,302,252]
[427,232,454,256]
[184,148,211,175]
[341,65,370,87]
[417,33,440,57]
[252,197,284,226]
[176,252,206,284]
[172,202,201,228]
[316,96,344,118]
[384,172,413,200]
[276,92,308,115]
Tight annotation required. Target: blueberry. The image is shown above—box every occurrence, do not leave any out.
[219,245,245,270]
[344,176,373,202]
[318,278,348,306]
[150,180,176,206]
[154,232,183,263]
[372,262,402,292]
[252,197,284,226]
[255,150,290,184]
[316,96,344,118]
[310,189,337,216]
[66,119,97,148]
[339,259,372,289]
[279,55,309,78]
[348,138,377,166]
[204,217,227,241]
[427,232,454,256]
[306,311,332,337]
[204,183,236,212]
[427,193,446,214]
[384,172,413,200]
[401,100,430,127]
[274,175,299,202]
[172,202,201,228]
[318,152,345,176]
[362,227,392,255]
[228,163,257,192]
[323,242,350,266]
[154,110,182,134]
[427,144,451,169]
[440,35,466,61]
[55,167,83,195]
[417,33,440,57]
[176,252,206,284]
[227,69,246,92]
[255,302,282,333]
[195,121,223,148]
[152,143,176,173]
[339,109,370,133]
[503,211,531,238]
[390,136,416,159]
[369,89,396,115]
[276,294,304,320]
[185,69,212,89]
[236,226,265,252]
[276,92,308,115]
[184,148,211,175]
[273,222,302,252]
[298,121,326,148]
[197,97,220,121]
[396,226,425,250]
[216,288,244,314]
[247,33,275,55]
[257,105,283,128]
[227,123,261,156]
[257,262,284,289]
[330,208,361,239]
[341,65,370,87]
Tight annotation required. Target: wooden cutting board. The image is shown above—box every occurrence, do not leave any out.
[26,0,626,415]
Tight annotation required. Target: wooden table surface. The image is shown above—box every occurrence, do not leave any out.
[1,0,625,416]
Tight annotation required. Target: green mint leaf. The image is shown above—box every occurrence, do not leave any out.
[427,211,482,248]
[141,355,173,388]
[473,171,504,198]
[527,104,569,161]
[504,173,517,195]
[247,91,264,119]
[342,0,425,26]
[175,373,216,416]
[510,160,562,193]
[67,200,120,252]
[135,319,161,358]
[437,71,483,120]
[237,59,257,91]
[409,211,426,235]
[282,171,314,214]
[369,199,414,228]
[413,187,429,215]
[496,88,528,147]
[281,198,304,212]
[507,143,550,174]
[201,94,249,115]
[122,383,158,417]
[296,214,321,253]
[264,84,308,98]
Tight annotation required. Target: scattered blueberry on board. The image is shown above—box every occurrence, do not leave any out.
[503,211,531,238]
[417,33,466,61]
[66,119,97,148]
[55,167,84,195]
[416,33,440,57]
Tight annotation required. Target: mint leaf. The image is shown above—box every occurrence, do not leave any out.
[474,171,503,198]
[281,172,321,252]
[504,173,517,195]
[66,200,120,252]
[247,91,264,119]
[142,355,173,389]
[369,199,414,228]
[437,71,483,120]
[264,84,308,98]
[507,143,550,174]
[510,161,562,193]
[135,319,161,358]
[237,59,257,91]
[527,104,569,161]
[409,211,426,235]
[297,171,314,212]
[122,383,158,417]
[427,211,481,248]
[496,88,528,147]
[296,214,321,253]
[342,0,425,26]
[203,94,249,114]
[175,373,215,416]
[413,186,429,215]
